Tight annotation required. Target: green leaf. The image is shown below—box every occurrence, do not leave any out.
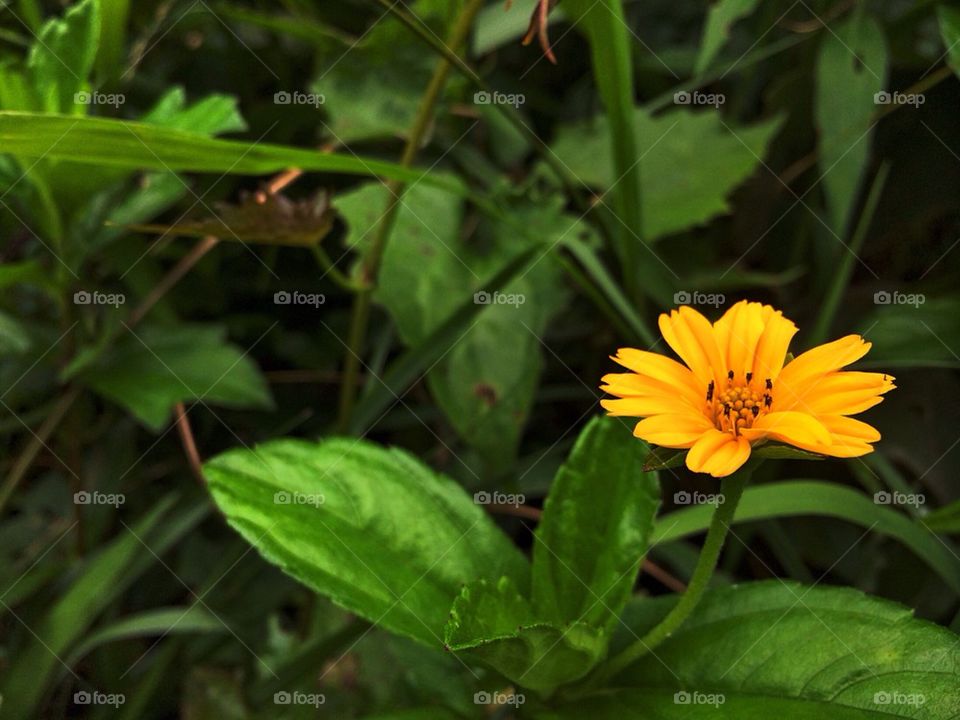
[0,113,465,192]
[815,12,887,237]
[550,109,782,240]
[0,311,31,354]
[938,5,960,78]
[78,324,273,431]
[444,576,605,693]
[339,186,569,469]
[203,437,529,647]
[141,87,247,135]
[25,0,100,114]
[751,443,824,461]
[642,446,686,472]
[652,480,960,596]
[921,500,960,534]
[0,497,174,720]
[860,297,960,368]
[549,581,960,718]
[694,0,762,75]
[64,606,225,666]
[532,417,660,632]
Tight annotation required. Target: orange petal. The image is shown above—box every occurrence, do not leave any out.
[713,300,765,377]
[784,371,895,415]
[776,335,871,393]
[751,307,798,382]
[601,396,683,417]
[610,348,703,404]
[739,410,832,447]
[685,429,751,477]
[658,306,726,386]
[632,413,714,448]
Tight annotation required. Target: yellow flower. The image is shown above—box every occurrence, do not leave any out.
[601,300,895,477]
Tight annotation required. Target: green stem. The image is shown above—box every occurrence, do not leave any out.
[596,463,754,685]
[808,163,889,345]
[310,244,366,293]
[336,0,484,431]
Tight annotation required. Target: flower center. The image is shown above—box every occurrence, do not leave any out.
[706,371,773,435]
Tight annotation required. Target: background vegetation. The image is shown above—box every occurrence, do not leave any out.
[2,0,960,717]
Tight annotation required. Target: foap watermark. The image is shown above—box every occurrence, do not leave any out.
[674,90,725,108]
[874,491,925,509]
[74,691,125,708]
[473,90,525,108]
[74,490,125,508]
[273,691,326,707]
[873,691,926,707]
[474,690,525,708]
[674,490,725,507]
[274,491,325,507]
[674,690,725,707]
[74,290,125,308]
[474,490,526,508]
[874,90,925,108]
[873,290,924,307]
[75,90,125,108]
[674,290,725,308]
[274,90,325,108]
[473,290,525,307]
[274,290,325,308]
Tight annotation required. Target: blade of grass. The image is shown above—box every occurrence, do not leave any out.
[652,480,960,595]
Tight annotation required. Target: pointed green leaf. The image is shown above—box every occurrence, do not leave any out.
[204,438,529,647]
[532,417,660,632]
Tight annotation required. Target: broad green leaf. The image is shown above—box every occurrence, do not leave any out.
[25,0,100,114]
[339,185,569,470]
[938,6,960,78]
[141,87,247,135]
[78,324,273,431]
[815,12,887,237]
[547,581,960,718]
[0,113,465,193]
[652,480,960,595]
[473,2,567,55]
[550,109,782,240]
[445,576,605,692]
[860,297,960,368]
[0,497,174,720]
[532,417,660,632]
[203,438,529,647]
[695,0,762,75]
[64,606,225,666]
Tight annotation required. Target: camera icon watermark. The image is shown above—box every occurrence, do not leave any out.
[873,690,926,706]
[74,690,126,708]
[473,490,526,508]
[673,90,725,108]
[873,491,925,508]
[274,290,326,308]
[73,290,125,308]
[273,690,325,707]
[673,690,725,707]
[473,290,525,307]
[75,91,125,108]
[673,290,725,308]
[873,290,924,307]
[674,490,725,507]
[473,690,525,707]
[873,90,925,108]
[273,90,326,108]
[274,490,325,507]
[473,90,525,108]
[74,490,125,508]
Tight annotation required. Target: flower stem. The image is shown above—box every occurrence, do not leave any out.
[335,0,484,433]
[596,463,754,685]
